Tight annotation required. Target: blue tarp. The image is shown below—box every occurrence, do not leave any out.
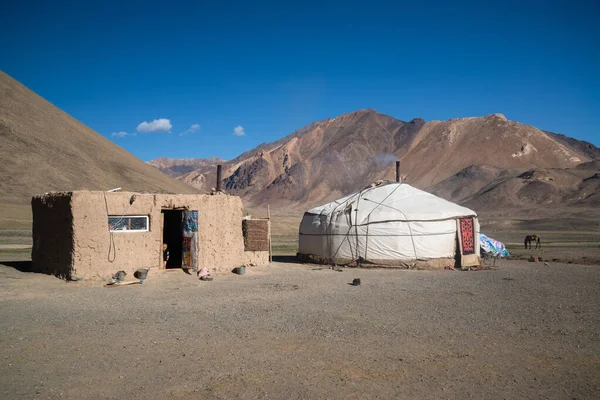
[479,233,510,257]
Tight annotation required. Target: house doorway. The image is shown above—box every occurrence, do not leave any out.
[162,210,183,268]
[161,209,199,270]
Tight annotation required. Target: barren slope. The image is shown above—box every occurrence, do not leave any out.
[462,164,600,210]
[544,131,600,160]
[428,165,509,203]
[160,110,592,211]
[0,71,198,205]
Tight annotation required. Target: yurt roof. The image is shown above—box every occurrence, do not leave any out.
[306,181,477,224]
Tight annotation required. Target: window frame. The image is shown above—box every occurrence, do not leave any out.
[108,215,150,233]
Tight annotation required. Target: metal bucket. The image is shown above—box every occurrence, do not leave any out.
[134,268,149,280]
[236,265,246,275]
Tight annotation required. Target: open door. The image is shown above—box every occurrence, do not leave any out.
[455,217,475,268]
[161,209,199,270]
[162,210,183,268]
[181,210,199,271]
[454,232,462,268]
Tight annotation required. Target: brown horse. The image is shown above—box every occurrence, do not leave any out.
[524,234,541,249]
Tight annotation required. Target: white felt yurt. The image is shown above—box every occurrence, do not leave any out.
[298,181,480,268]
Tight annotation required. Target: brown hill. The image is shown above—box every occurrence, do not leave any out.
[399,113,586,188]
[176,111,425,205]
[461,165,600,210]
[161,110,593,213]
[428,165,509,203]
[455,163,600,232]
[0,71,198,205]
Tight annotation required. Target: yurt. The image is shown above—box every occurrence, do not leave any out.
[298,181,480,269]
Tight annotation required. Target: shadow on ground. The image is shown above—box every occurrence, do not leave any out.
[272,255,298,264]
[0,261,33,273]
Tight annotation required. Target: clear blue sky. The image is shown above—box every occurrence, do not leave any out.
[2,0,599,161]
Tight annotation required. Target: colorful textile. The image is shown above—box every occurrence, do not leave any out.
[479,233,510,257]
[460,217,475,255]
[183,211,198,233]
[182,210,199,270]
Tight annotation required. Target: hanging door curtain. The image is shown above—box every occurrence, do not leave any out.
[182,210,199,270]
[459,217,475,255]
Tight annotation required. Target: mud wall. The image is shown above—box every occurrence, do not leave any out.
[297,253,456,270]
[67,191,266,279]
[31,191,269,280]
[70,191,158,280]
[241,219,270,265]
[31,193,74,278]
[157,193,249,273]
[244,250,269,265]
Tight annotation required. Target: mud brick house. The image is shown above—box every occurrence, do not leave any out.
[31,191,270,280]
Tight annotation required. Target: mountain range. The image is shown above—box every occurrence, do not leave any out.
[1,69,598,232]
[150,110,599,221]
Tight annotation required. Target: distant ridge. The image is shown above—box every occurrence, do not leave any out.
[543,131,600,160]
[147,157,224,177]
[151,109,598,215]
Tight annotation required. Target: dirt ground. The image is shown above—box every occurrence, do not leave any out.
[0,259,599,400]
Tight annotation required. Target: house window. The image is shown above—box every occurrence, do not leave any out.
[108,216,149,232]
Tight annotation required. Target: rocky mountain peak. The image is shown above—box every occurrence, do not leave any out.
[148,109,598,214]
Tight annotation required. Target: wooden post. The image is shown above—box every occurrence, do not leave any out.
[268,205,272,263]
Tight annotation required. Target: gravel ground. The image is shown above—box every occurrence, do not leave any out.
[0,260,599,399]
